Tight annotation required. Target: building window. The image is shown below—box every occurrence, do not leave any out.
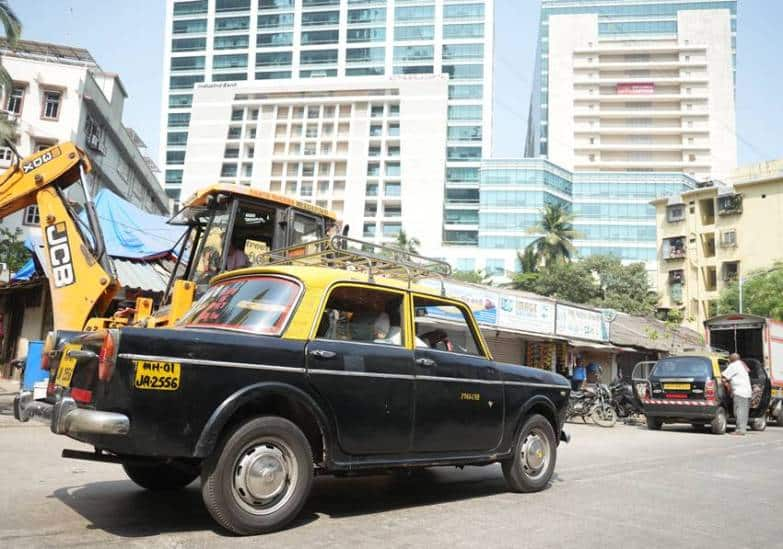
[34,140,55,152]
[666,204,685,222]
[23,205,39,226]
[6,85,24,114]
[85,115,104,152]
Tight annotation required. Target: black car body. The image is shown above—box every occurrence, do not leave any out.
[641,353,771,434]
[15,266,570,535]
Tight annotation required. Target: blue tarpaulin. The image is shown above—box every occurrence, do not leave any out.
[11,189,184,281]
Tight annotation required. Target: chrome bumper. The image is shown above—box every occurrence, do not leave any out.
[14,391,130,436]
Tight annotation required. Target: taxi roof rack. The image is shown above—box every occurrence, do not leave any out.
[259,235,451,291]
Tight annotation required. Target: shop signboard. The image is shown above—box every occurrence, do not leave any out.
[421,280,555,335]
[497,294,556,334]
[556,304,607,342]
[616,82,654,95]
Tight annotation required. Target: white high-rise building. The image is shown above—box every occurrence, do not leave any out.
[161,0,493,250]
[527,0,737,181]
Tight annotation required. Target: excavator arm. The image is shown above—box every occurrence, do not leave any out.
[0,142,119,331]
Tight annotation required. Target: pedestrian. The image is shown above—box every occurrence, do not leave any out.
[572,357,586,391]
[723,353,752,436]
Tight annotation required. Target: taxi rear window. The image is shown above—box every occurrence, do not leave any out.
[651,357,712,379]
[180,276,301,335]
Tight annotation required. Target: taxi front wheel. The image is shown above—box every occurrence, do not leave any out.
[201,416,313,536]
[502,414,556,493]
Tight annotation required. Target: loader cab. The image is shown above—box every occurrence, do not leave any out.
[165,184,337,299]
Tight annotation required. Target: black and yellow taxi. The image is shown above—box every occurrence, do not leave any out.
[15,253,571,535]
[640,352,771,434]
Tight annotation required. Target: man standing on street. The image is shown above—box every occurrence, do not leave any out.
[572,357,586,391]
[723,353,752,435]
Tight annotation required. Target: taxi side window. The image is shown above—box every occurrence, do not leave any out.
[316,286,405,346]
[412,295,484,357]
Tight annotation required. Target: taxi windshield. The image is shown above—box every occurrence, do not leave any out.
[180,276,301,335]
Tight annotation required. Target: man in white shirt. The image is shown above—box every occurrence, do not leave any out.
[723,353,752,435]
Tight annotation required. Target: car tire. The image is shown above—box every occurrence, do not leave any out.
[201,416,313,536]
[711,407,727,435]
[122,461,199,491]
[502,414,556,493]
[750,415,767,432]
[646,416,663,430]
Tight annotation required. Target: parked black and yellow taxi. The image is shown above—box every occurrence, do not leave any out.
[640,352,770,434]
[15,239,571,535]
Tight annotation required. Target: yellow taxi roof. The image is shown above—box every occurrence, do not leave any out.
[183,183,337,220]
[211,265,442,296]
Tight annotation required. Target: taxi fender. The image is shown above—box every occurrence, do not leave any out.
[510,395,560,444]
[194,381,331,458]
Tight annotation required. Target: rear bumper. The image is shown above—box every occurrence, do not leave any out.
[642,399,719,420]
[14,391,130,436]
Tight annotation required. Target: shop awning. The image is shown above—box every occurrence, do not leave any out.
[479,325,567,343]
[567,339,623,352]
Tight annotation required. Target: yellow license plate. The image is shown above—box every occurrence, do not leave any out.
[55,344,81,387]
[134,360,181,391]
[663,383,691,390]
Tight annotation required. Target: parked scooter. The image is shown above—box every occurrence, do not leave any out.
[568,382,617,427]
[609,377,644,422]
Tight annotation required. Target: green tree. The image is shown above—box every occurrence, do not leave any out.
[0,1,22,141]
[718,262,783,320]
[512,254,657,316]
[395,229,420,254]
[451,270,485,284]
[524,203,579,268]
[0,226,28,273]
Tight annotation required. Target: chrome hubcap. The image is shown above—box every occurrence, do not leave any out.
[233,439,297,515]
[520,430,550,479]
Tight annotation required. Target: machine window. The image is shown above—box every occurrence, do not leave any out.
[316,286,404,346]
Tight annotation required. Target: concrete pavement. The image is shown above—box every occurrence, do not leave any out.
[0,400,781,548]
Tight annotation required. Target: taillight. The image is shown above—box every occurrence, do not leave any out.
[71,387,93,403]
[40,331,57,371]
[98,331,116,382]
[705,379,716,401]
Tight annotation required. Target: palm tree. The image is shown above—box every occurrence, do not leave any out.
[524,203,579,267]
[0,1,22,141]
[395,229,420,254]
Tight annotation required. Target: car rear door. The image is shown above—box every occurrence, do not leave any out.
[648,356,713,402]
[410,293,503,453]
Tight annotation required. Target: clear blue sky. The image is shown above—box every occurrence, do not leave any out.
[12,0,782,167]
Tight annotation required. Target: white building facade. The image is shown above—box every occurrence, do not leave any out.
[527,0,737,182]
[182,76,448,250]
[162,0,493,252]
[0,39,169,243]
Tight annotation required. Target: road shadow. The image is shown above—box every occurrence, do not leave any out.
[51,465,518,538]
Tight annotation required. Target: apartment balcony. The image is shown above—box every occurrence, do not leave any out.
[444,223,479,232]
[574,93,709,103]
[575,108,708,118]
[574,143,710,152]
[573,44,707,55]
[573,60,707,71]
[573,75,709,86]
[574,159,710,170]
[574,126,708,135]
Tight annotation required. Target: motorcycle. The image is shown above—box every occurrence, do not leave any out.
[567,383,617,427]
[609,378,644,421]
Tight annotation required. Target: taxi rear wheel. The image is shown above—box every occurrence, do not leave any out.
[502,414,556,493]
[201,416,313,536]
[711,407,727,435]
[122,461,199,491]
[646,416,663,430]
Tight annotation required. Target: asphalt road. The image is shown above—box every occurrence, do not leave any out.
[1,397,782,548]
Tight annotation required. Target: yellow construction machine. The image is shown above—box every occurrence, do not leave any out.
[0,141,338,334]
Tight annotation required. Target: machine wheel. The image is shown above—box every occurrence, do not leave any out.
[711,407,727,435]
[201,416,313,535]
[502,414,556,493]
[750,415,767,432]
[646,416,663,430]
[122,461,199,491]
[591,405,617,428]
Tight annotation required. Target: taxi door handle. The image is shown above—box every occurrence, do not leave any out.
[309,349,336,360]
[416,358,436,368]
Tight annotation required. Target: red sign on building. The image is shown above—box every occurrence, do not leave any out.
[617,82,655,95]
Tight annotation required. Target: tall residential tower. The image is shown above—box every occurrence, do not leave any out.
[161,0,493,253]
